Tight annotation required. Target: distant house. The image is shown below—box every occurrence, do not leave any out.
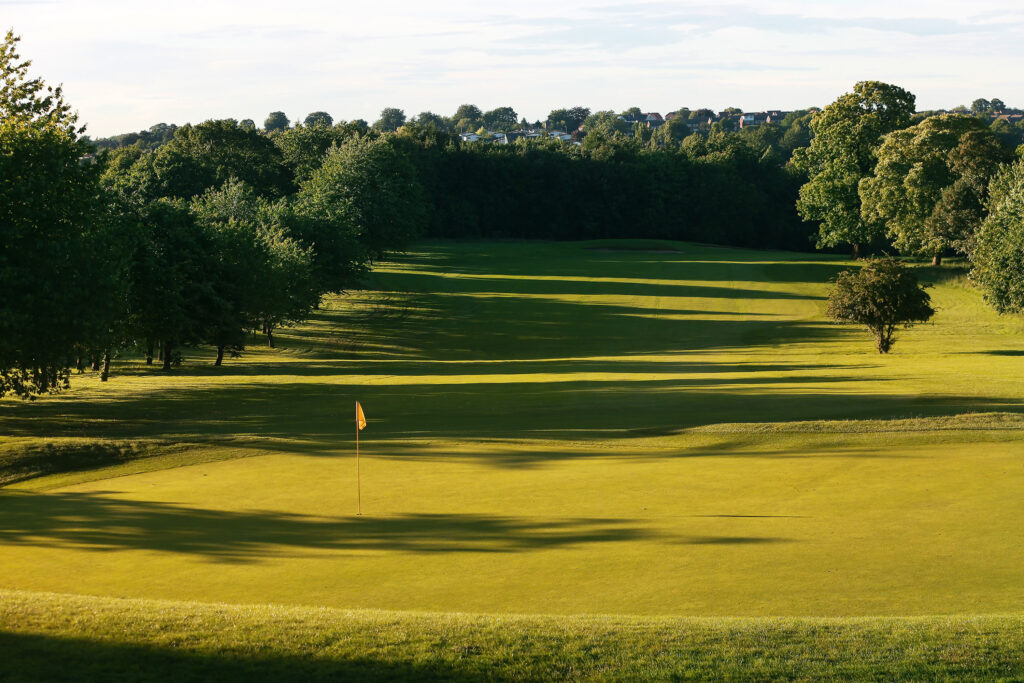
[548,130,572,141]
[618,113,665,129]
[459,132,482,142]
[994,113,1024,124]
[493,131,530,145]
[739,113,769,128]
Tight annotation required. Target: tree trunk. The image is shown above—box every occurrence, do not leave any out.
[266,326,275,349]
[162,341,173,371]
[146,340,154,365]
[932,253,942,267]
[76,356,84,373]
[100,350,111,382]
[215,345,225,366]
[90,355,100,372]
[158,343,164,363]
[852,243,861,259]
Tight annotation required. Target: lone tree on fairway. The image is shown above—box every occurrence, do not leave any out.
[826,259,934,353]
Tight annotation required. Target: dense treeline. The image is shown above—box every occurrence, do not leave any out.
[400,128,812,249]
[3,28,1024,398]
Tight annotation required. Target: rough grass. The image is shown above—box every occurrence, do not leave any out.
[3,589,1024,682]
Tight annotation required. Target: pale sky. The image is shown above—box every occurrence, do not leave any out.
[4,0,1023,137]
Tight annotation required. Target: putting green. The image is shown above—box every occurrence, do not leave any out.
[1,240,1023,616]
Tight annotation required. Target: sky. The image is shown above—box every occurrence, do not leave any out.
[4,0,1024,137]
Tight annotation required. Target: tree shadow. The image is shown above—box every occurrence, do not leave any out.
[0,632,481,683]
[0,492,653,561]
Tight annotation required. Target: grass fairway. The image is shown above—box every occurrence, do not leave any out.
[2,240,1024,625]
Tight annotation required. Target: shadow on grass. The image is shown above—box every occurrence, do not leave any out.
[0,631,477,683]
[2,379,1021,469]
[0,492,653,560]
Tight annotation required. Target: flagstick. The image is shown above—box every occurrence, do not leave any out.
[356,402,362,516]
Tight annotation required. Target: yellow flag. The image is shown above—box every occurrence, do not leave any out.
[356,401,367,431]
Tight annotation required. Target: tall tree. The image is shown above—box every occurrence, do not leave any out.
[547,107,590,131]
[0,30,123,396]
[298,136,425,266]
[860,114,1013,265]
[147,119,293,200]
[483,106,518,130]
[412,111,447,130]
[264,111,290,131]
[191,181,318,356]
[452,104,482,123]
[971,159,1024,314]
[272,123,356,183]
[373,107,406,132]
[793,81,916,255]
[303,111,333,127]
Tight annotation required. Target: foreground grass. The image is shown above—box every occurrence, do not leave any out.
[3,589,1024,681]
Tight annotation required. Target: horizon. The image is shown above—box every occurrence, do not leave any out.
[5,0,1024,137]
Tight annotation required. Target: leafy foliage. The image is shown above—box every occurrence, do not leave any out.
[971,159,1024,314]
[795,81,916,252]
[826,259,934,353]
[373,107,406,132]
[860,115,1013,263]
[0,31,123,397]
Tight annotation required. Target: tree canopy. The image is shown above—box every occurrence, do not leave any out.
[264,111,290,132]
[860,114,1013,264]
[971,159,1024,314]
[303,111,334,128]
[794,81,917,254]
[373,107,406,132]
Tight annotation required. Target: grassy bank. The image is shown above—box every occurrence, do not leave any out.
[3,590,1024,681]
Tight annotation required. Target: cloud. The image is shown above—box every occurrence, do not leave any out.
[4,0,1023,135]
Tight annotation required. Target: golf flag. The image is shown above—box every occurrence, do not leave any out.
[356,401,367,431]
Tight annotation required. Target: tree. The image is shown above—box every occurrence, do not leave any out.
[483,106,518,130]
[297,136,425,285]
[0,30,123,396]
[620,106,643,119]
[412,111,447,130]
[191,181,318,355]
[971,99,992,115]
[123,199,222,371]
[860,114,1013,265]
[148,119,293,200]
[272,123,356,183]
[373,107,406,132]
[264,111,290,131]
[970,159,1024,314]
[239,118,256,130]
[547,107,590,131]
[794,81,916,255]
[452,104,482,126]
[583,110,630,136]
[303,111,333,127]
[826,259,934,353]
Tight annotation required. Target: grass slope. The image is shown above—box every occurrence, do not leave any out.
[1,240,1023,619]
[4,590,1024,682]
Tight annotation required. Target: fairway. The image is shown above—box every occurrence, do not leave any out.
[2,240,1023,617]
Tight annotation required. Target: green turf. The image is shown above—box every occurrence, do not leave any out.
[1,240,1023,619]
